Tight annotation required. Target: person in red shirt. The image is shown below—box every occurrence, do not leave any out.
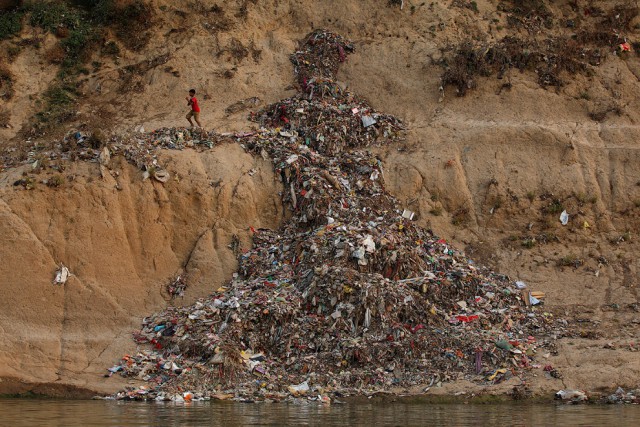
[185,89,202,128]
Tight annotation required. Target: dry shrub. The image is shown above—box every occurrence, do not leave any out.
[589,105,623,122]
[0,63,14,100]
[440,42,491,96]
[441,2,637,96]
[55,25,69,38]
[217,38,249,62]
[440,35,605,95]
[0,108,10,127]
[87,129,106,149]
[112,0,154,51]
[45,44,66,64]
[501,0,554,32]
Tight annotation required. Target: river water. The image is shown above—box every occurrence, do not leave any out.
[1,399,639,426]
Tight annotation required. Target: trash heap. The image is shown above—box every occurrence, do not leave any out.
[2,126,219,173]
[107,30,561,402]
[604,387,640,404]
[116,127,219,170]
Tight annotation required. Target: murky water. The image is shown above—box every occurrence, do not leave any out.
[1,399,639,426]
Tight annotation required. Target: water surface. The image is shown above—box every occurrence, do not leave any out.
[1,399,639,426]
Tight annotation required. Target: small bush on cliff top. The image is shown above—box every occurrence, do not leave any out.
[0,8,24,40]
[28,2,83,32]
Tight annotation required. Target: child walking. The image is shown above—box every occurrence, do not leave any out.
[185,89,202,128]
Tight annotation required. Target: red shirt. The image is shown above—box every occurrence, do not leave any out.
[190,97,201,112]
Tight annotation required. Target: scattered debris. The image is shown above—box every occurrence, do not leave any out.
[53,264,70,285]
[555,389,588,403]
[605,387,640,404]
[166,275,188,299]
[151,168,170,183]
[104,30,567,402]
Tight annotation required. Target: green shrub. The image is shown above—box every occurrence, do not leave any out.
[102,40,120,56]
[28,2,84,32]
[47,174,65,187]
[35,83,77,126]
[0,9,24,40]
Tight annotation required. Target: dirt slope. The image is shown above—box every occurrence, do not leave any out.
[0,0,639,396]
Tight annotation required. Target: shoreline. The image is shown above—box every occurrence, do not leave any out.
[0,378,632,405]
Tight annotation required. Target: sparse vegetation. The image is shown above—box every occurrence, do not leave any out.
[0,108,10,127]
[499,0,554,31]
[451,0,479,13]
[0,1,156,132]
[492,196,503,210]
[6,45,22,61]
[87,129,106,149]
[589,105,623,122]
[610,231,631,244]
[429,206,443,216]
[573,192,597,205]
[0,8,24,40]
[45,45,66,64]
[102,40,120,57]
[451,207,470,226]
[575,192,589,205]
[542,199,564,215]
[35,84,78,129]
[557,254,584,268]
[26,2,99,72]
[218,38,250,63]
[507,231,559,249]
[439,2,637,96]
[13,176,36,190]
[47,174,65,188]
[526,191,536,202]
[0,64,14,100]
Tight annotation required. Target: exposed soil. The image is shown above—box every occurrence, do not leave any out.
[0,0,639,399]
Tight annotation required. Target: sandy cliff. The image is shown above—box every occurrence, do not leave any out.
[0,0,638,396]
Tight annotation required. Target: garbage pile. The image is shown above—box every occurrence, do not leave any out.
[116,127,219,170]
[1,126,219,173]
[106,30,563,402]
[604,387,640,404]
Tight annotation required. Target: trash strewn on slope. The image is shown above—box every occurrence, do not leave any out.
[99,29,567,402]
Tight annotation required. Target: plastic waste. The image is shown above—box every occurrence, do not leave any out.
[152,169,170,183]
[288,381,310,396]
[53,265,70,285]
[555,389,588,402]
[560,210,569,225]
[402,209,415,220]
[361,115,377,127]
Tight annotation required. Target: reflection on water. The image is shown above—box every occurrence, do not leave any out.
[0,399,639,426]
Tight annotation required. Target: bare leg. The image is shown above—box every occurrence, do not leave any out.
[195,117,203,128]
